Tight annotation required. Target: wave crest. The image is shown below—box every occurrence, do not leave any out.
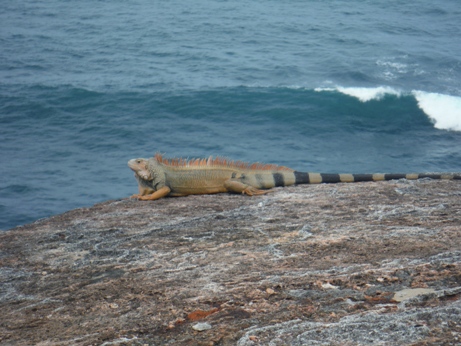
[315,86,402,102]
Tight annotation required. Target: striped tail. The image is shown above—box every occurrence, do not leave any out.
[293,172,461,184]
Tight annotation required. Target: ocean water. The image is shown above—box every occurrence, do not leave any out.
[1,0,461,230]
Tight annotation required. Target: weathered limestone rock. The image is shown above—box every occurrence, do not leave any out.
[1,179,461,345]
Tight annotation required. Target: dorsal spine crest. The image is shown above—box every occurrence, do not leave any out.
[154,153,293,172]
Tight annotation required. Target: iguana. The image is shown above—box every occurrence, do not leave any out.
[128,153,461,201]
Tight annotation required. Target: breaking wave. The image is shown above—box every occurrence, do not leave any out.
[412,91,461,132]
[315,86,461,132]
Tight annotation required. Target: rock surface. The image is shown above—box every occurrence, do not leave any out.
[1,179,461,345]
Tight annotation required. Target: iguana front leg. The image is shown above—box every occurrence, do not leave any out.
[224,180,270,196]
[137,186,171,201]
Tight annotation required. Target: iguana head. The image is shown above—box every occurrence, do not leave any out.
[128,158,152,181]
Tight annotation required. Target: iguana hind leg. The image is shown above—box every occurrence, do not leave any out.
[224,180,270,196]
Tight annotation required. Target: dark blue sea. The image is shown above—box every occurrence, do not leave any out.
[1,0,461,230]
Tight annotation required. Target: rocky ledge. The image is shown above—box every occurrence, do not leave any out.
[1,179,461,345]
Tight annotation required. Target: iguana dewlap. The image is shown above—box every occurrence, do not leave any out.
[128,153,461,201]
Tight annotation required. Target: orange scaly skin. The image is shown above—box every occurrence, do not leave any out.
[128,153,461,201]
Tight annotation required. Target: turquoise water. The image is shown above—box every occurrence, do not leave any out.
[1,0,461,230]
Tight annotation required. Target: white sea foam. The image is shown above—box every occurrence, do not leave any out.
[314,87,335,92]
[412,91,461,131]
[376,60,408,73]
